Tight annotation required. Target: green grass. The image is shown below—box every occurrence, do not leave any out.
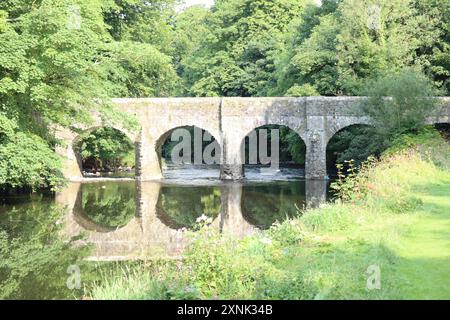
[89,149,450,300]
[393,182,450,299]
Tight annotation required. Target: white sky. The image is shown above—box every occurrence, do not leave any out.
[183,0,215,8]
[179,0,321,11]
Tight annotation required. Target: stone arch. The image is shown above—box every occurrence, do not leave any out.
[237,123,307,179]
[325,117,372,146]
[71,125,139,177]
[326,123,374,177]
[154,125,222,179]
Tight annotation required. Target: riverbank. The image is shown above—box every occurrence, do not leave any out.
[89,140,450,300]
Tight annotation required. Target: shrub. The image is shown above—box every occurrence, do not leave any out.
[386,127,450,170]
[0,114,64,190]
[359,69,440,144]
[347,68,442,158]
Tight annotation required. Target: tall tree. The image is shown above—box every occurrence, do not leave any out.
[180,0,310,97]
[0,0,178,189]
[103,0,179,55]
[414,0,450,94]
[276,0,443,96]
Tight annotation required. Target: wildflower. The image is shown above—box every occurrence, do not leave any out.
[196,214,213,225]
[196,214,208,223]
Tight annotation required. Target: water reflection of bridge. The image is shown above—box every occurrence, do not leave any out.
[56,180,327,260]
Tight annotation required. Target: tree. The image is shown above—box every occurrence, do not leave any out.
[0,114,63,190]
[0,0,178,189]
[0,0,114,128]
[414,0,450,95]
[103,0,178,56]
[274,0,340,96]
[180,0,309,97]
[275,0,442,96]
[360,68,439,140]
[105,41,178,98]
[172,5,211,94]
[327,69,440,169]
[76,127,135,172]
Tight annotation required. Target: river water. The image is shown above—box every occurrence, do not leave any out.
[0,164,331,298]
[2,165,331,260]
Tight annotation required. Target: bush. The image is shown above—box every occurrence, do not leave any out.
[76,127,135,172]
[386,127,450,170]
[0,114,64,190]
[359,69,440,149]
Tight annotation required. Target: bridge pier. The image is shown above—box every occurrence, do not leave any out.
[220,133,245,180]
[136,131,164,181]
[305,134,327,180]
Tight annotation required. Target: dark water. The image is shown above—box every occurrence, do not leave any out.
[0,165,331,299]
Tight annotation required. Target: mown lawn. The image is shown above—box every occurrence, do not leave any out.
[394,179,450,299]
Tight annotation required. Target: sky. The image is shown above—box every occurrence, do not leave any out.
[180,0,322,10]
[184,0,215,8]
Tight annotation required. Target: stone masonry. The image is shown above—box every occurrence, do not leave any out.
[55,97,450,181]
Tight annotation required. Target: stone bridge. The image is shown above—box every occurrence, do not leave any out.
[56,97,450,181]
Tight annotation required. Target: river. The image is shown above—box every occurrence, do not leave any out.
[0,164,331,298]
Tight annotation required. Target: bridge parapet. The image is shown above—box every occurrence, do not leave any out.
[56,97,450,181]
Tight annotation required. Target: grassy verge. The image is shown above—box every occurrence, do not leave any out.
[88,138,450,300]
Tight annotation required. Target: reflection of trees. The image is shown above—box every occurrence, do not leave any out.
[157,186,221,230]
[242,182,305,229]
[80,182,136,229]
[0,200,90,299]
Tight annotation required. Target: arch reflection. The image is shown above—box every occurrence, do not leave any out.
[156,185,221,230]
[241,181,305,229]
[58,178,328,260]
[73,182,137,232]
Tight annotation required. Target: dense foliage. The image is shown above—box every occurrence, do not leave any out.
[0,0,177,189]
[178,0,309,96]
[0,114,63,190]
[76,127,135,172]
[327,69,440,168]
